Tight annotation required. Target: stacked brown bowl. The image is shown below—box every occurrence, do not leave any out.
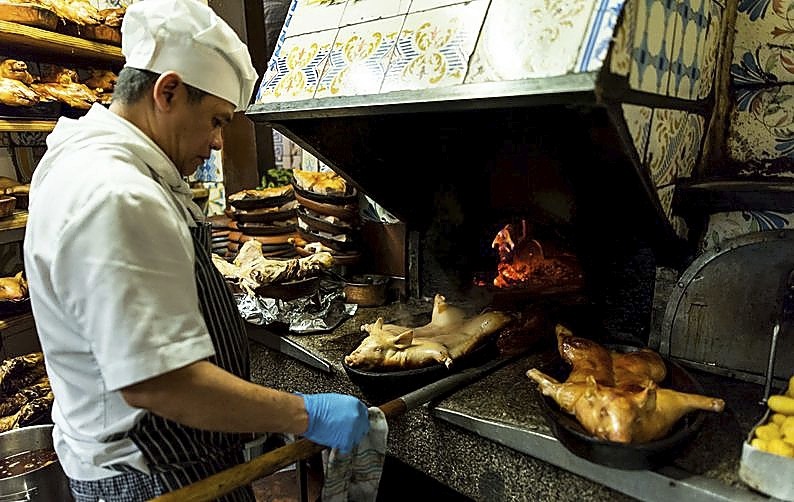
[291,169,360,266]
[225,185,300,259]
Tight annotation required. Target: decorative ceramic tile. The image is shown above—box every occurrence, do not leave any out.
[728,85,794,163]
[192,150,223,182]
[0,134,8,148]
[281,0,347,37]
[382,1,488,92]
[268,0,299,67]
[9,132,47,147]
[609,0,635,76]
[667,0,710,99]
[255,28,338,103]
[671,215,690,239]
[701,211,794,253]
[696,0,722,99]
[466,0,595,83]
[577,0,627,72]
[646,109,704,186]
[409,0,470,12]
[629,0,678,94]
[203,182,226,217]
[732,0,794,84]
[656,184,675,220]
[340,0,410,25]
[315,16,403,98]
[621,103,653,164]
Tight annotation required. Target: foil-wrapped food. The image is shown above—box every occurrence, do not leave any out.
[0,352,52,432]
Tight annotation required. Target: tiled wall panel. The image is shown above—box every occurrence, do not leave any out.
[727,84,794,168]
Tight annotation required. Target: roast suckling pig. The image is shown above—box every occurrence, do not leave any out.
[31,67,96,109]
[527,325,725,443]
[0,77,39,107]
[211,239,333,293]
[344,294,513,370]
[0,272,27,302]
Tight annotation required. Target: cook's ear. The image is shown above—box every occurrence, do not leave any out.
[152,71,182,110]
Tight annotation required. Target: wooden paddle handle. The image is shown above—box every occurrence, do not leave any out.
[149,399,407,502]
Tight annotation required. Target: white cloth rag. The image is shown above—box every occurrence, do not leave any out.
[321,407,388,502]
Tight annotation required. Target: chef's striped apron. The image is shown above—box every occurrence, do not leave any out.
[69,222,256,502]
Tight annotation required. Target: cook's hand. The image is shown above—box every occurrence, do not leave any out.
[299,393,369,453]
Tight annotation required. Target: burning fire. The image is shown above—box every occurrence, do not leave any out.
[487,220,582,289]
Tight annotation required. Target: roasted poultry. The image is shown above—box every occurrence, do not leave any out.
[345,294,512,370]
[31,67,96,109]
[527,325,725,443]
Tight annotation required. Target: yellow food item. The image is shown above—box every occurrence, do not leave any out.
[771,413,787,426]
[751,438,768,450]
[755,423,781,441]
[768,395,794,415]
[781,421,794,439]
[767,438,794,457]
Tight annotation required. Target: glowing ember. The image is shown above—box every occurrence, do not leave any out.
[489,220,582,289]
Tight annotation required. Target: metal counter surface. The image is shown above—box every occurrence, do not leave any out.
[247,301,775,502]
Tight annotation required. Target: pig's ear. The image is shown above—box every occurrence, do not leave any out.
[634,383,657,410]
[393,329,414,349]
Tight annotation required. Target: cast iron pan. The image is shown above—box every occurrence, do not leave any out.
[291,177,358,205]
[227,193,294,211]
[538,343,706,470]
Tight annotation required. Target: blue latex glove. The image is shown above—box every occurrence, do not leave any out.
[299,393,370,453]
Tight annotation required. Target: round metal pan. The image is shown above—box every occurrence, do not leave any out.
[291,176,357,205]
[538,343,706,470]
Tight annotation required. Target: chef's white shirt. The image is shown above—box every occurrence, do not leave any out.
[23,104,216,480]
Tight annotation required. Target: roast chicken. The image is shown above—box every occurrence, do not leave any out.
[344,294,513,370]
[527,325,725,443]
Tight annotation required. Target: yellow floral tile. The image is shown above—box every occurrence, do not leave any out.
[646,109,704,186]
[629,0,677,94]
[316,16,403,98]
[609,0,635,77]
[727,86,794,164]
[340,0,410,25]
[656,184,675,220]
[409,0,469,13]
[466,0,594,83]
[284,0,347,37]
[381,0,488,93]
[256,29,338,103]
[621,103,652,164]
[733,0,794,85]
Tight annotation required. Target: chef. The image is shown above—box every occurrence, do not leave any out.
[23,0,370,500]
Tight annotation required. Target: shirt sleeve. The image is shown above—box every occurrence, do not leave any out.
[52,181,216,391]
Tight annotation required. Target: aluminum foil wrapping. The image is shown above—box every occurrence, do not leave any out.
[234,282,357,334]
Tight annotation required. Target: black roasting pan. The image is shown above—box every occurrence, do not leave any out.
[538,344,708,470]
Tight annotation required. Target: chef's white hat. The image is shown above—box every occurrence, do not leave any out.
[121,0,258,111]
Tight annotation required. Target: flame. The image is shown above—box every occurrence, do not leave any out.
[490,219,582,289]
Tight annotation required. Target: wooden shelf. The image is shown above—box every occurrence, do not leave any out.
[0,312,33,332]
[0,20,123,65]
[0,119,56,132]
[0,211,27,245]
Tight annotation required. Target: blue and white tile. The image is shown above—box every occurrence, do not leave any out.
[340,0,410,25]
[467,0,595,83]
[577,0,627,73]
[629,0,678,95]
[702,211,794,253]
[316,16,403,98]
[622,103,653,164]
[609,0,635,76]
[697,0,722,99]
[732,0,794,85]
[282,0,347,37]
[255,28,338,103]
[728,85,794,163]
[667,0,710,99]
[382,1,488,92]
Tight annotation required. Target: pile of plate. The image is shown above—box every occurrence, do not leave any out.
[225,185,300,259]
[291,169,360,266]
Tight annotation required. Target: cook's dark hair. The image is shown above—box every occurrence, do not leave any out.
[113,67,208,104]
